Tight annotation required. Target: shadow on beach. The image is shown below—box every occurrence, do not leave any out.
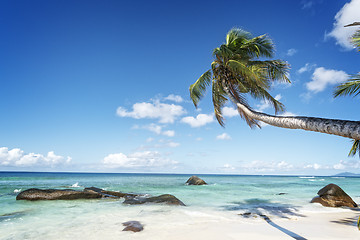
[223,198,308,240]
[223,198,306,218]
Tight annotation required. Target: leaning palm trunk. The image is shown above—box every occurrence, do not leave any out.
[223,84,360,140]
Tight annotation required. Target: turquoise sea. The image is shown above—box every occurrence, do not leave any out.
[1,172,359,239]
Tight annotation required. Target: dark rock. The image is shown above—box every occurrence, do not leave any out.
[84,187,136,198]
[310,184,357,208]
[16,188,102,201]
[185,176,207,185]
[123,194,186,206]
[122,221,144,232]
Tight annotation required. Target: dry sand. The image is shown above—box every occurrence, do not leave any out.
[119,209,360,240]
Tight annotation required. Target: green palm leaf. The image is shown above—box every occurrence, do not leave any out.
[348,139,360,157]
[212,81,228,127]
[334,74,360,97]
[189,70,212,108]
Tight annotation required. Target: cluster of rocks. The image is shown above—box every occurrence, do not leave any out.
[15,175,208,233]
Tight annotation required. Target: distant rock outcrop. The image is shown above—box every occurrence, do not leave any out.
[185,176,207,185]
[123,194,186,206]
[16,188,103,201]
[311,184,357,208]
[122,221,144,232]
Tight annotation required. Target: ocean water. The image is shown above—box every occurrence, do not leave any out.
[0,172,359,239]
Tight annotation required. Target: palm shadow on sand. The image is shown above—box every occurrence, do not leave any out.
[223,198,308,240]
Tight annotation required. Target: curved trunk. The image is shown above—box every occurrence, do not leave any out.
[223,84,360,140]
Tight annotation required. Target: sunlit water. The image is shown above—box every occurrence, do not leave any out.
[1,172,359,239]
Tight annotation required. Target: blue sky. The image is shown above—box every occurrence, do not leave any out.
[1,0,360,175]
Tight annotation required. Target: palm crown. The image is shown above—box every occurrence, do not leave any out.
[190,28,290,128]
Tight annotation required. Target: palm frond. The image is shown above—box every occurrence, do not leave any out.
[240,34,274,58]
[348,139,360,157]
[189,70,212,108]
[223,80,259,128]
[226,28,251,46]
[227,60,259,87]
[212,81,228,127]
[334,74,360,98]
[248,60,290,83]
[255,87,285,114]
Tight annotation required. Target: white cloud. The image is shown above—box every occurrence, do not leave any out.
[306,67,348,93]
[103,151,178,168]
[297,63,316,74]
[222,107,238,117]
[181,113,214,127]
[216,133,232,140]
[241,160,293,172]
[137,124,175,137]
[0,147,71,167]
[333,159,360,170]
[326,0,360,50]
[145,123,162,134]
[286,48,298,56]
[304,163,323,170]
[116,100,186,123]
[164,94,184,103]
[256,94,282,112]
[219,163,236,172]
[162,130,175,137]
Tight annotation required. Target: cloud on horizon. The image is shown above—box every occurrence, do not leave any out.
[0,147,71,167]
[102,151,178,169]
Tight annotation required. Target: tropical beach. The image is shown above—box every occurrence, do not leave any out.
[1,173,360,239]
[1,0,360,239]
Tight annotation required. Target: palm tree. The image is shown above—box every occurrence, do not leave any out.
[189,28,360,142]
[334,22,360,156]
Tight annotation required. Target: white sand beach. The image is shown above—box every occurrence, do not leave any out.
[118,210,359,240]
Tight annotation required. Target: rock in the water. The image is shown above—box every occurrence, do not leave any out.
[310,184,357,208]
[123,194,186,206]
[185,176,207,185]
[122,221,144,232]
[84,187,136,198]
[16,188,102,201]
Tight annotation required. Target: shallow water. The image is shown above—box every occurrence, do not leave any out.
[1,172,359,239]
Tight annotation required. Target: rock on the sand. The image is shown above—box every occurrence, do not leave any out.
[185,176,207,185]
[311,183,357,208]
[122,221,144,232]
